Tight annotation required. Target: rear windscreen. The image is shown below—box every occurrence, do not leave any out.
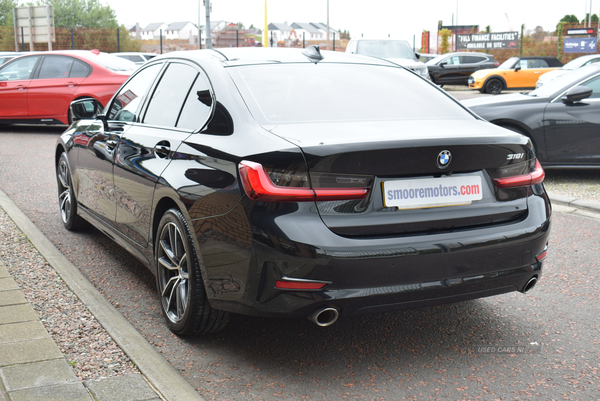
[229,63,473,124]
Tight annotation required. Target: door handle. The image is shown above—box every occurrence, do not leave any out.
[66,81,78,87]
[154,141,171,159]
[106,139,118,149]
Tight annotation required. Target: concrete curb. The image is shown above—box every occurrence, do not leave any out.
[0,189,203,401]
[547,192,600,214]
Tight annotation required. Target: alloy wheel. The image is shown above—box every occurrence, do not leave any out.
[157,221,190,324]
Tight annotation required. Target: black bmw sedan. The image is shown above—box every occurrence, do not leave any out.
[463,63,600,168]
[56,47,551,336]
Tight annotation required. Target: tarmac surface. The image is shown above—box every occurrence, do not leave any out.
[1,181,599,400]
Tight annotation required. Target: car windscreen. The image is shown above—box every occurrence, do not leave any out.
[498,57,518,69]
[529,65,600,98]
[228,63,473,125]
[355,40,416,60]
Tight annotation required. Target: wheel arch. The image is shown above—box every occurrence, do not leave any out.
[491,119,539,152]
[483,75,506,91]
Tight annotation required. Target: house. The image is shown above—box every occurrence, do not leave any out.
[267,22,293,46]
[165,21,198,40]
[310,22,339,41]
[290,22,322,41]
[141,23,168,40]
[200,20,228,47]
[126,23,142,39]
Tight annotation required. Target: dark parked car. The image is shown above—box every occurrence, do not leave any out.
[0,50,135,125]
[426,52,499,85]
[463,63,600,167]
[56,47,551,336]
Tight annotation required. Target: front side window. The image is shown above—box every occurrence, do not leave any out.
[579,75,600,98]
[0,56,40,81]
[108,63,162,121]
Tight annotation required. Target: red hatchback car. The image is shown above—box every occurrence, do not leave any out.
[0,50,135,125]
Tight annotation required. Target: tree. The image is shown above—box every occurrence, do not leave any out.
[560,14,579,24]
[439,28,452,54]
[36,0,118,28]
[581,13,599,24]
[236,22,244,29]
[0,0,17,26]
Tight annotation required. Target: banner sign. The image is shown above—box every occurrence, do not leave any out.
[564,37,598,53]
[456,31,519,50]
[567,28,596,35]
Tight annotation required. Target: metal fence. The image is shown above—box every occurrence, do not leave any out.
[436,23,599,64]
[1,26,141,53]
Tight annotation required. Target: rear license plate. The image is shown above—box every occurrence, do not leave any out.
[383,175,483,210]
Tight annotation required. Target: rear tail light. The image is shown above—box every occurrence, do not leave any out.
[492,159,545,188]
[238,160,372,202]
[493,62,500,66]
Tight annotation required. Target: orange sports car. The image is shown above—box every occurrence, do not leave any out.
[468,56,563,94]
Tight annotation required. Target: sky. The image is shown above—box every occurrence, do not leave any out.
[104,0,600,48]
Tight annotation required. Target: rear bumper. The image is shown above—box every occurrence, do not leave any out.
[202,194,551,319]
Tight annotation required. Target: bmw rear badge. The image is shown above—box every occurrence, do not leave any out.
[437,150,452,169]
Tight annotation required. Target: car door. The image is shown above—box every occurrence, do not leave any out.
[510,59,554,88]
[543,74,600,165]
[435,55,462,84]
[457,55,487,84]
[75,63,164,228]
[0,55,40,118]
[27,55,89,119]
[112,60,214,247]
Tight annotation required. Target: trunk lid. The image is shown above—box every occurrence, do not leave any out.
[269,119,535,237]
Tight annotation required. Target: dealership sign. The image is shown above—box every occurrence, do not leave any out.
[566,28,596,35]
[457,31,519,50]
[564,37,598,53]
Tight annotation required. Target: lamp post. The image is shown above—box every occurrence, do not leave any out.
[326,0,330,50]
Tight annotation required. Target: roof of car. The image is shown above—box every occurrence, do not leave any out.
[158,47,396,67]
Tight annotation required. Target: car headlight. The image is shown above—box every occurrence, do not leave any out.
[414,67,430,79]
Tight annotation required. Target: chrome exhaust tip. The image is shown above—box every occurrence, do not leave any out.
[308,307,339,327]
[521,276,538,294]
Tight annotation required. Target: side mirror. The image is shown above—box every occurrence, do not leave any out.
[415,52,421,60]
[439,62,447,68]
[70,98,103,121]
[515,65,521,71]
[561,86,593,103]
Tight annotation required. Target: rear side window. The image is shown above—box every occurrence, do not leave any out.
[463,56,486,64]
[177,72,212,130]
[38,56,73,79]
[70,60,91,77]
[230,63,471,124]
[144,63,200,128]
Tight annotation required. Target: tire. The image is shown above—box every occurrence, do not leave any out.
[485,78,503,94]
[155,209,229,336]
[56,153,85,231]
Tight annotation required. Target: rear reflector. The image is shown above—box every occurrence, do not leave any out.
[493,159,545,188]
[239,160,370,202]
[275,280,328,290]
[536,245,548,262]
